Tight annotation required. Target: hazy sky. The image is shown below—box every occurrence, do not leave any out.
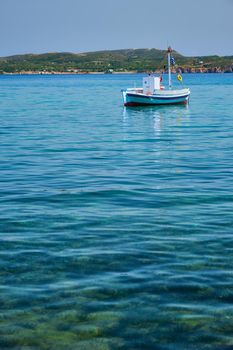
[0,0,232,57]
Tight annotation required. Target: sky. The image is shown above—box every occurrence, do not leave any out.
[0,0,232,57]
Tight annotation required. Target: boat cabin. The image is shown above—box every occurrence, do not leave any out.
[143,76,161,95]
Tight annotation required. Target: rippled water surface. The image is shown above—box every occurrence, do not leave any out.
[0,73,233,349]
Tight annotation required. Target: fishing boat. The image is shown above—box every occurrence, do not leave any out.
[122,47,190,107]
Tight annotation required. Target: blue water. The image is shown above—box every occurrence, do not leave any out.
[0,73,233,350]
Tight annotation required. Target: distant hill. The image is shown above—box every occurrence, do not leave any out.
[0,48,232,73]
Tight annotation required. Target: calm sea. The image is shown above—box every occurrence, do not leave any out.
[0,73,233,350]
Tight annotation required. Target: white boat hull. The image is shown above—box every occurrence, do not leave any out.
[122,88,190,107]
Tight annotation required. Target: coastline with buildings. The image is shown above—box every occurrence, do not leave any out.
[2,68,232,75]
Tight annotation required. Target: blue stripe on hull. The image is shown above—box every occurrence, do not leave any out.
[124,93,189,106]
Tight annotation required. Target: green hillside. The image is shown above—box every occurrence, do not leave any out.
[0,49,232,73]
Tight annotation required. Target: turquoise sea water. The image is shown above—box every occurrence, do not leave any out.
[0,73,233,350]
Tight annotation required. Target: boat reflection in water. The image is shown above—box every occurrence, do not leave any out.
[122,104,191,137]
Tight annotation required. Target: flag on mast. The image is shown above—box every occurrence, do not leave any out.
[171,56,176,66]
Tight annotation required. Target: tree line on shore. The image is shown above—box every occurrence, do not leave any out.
[0,48,232,74]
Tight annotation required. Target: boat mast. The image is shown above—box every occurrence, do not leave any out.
[168,46,172,89]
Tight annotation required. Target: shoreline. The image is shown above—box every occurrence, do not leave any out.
[1,71,136,75]
[1,70,233,75]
